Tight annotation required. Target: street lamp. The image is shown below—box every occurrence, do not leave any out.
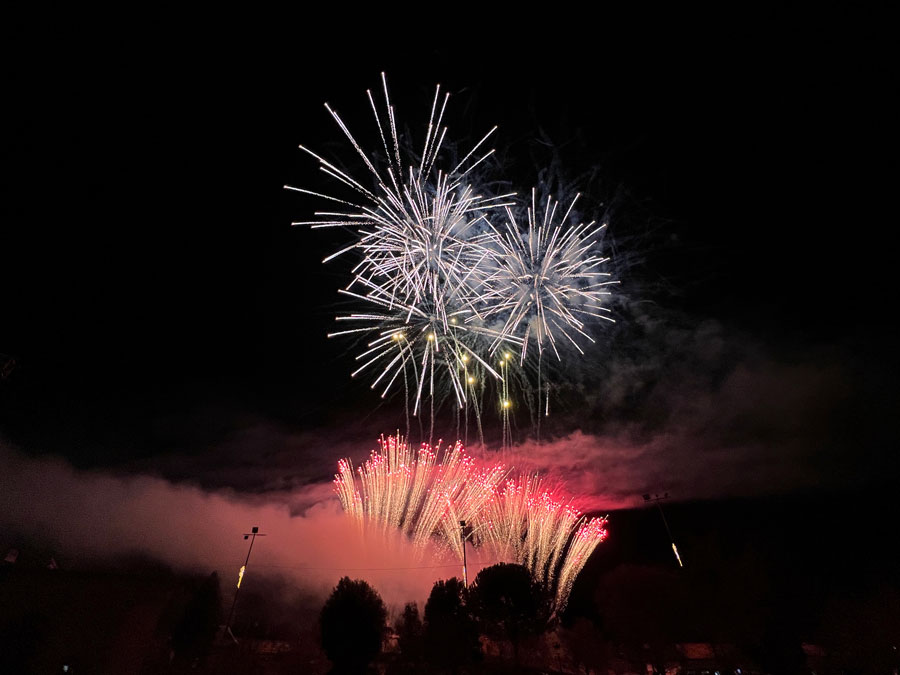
[460,520,468,586]
[224,526,266,640]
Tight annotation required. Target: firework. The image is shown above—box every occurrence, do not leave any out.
[287,76,618,443]
[334,435,607,610]
[286,75,514,417]
[334,434,506,555]
[482,189,616,362]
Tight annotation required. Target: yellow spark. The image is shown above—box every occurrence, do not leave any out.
[672,542,684,567]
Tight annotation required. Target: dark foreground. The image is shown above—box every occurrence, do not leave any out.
[2,489,898,674]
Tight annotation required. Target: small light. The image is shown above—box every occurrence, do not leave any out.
[504,352,511,360]
[427,333,435,341]
[237,565,246,588]
[502,400,511,409]
[461,354,469,362]
[450,317,457,325]
[468,376,475,384]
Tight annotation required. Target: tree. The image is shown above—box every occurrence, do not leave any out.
[562,617,610,675]
[394,602,424,669]
[172,571,221,666]
[320,577,387,673]
[424,577,480,673]
[594,564,683,672]
[469,563,551,666]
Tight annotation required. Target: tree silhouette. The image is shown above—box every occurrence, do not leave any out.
[424,577,480,673]
[394,602,424,670]
[469,563,551,666]
[320,577,387,673]
[593,564,683,672]
[172,571,221,666]
[562,617,610,675]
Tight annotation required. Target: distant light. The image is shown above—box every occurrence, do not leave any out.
[468,376,475,384]
[461,354,469,362]
[672,542,684,567]
[427,333,435,341]
[502,400,511,409]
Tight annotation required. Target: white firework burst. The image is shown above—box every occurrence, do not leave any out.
[286,74,514,411]
[286,77,619,441]
[482,188,617,362]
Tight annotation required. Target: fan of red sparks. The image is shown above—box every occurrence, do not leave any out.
[334,434,607,610]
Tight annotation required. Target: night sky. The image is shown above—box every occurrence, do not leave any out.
[2,11,897,583]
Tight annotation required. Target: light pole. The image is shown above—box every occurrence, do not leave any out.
[643,493,683,567]
[224,526,266,639]
[460,520,468,586]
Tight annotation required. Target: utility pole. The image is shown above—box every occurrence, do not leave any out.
[643,493,684,567]
[460,520,468,586]
[224,526,266,640]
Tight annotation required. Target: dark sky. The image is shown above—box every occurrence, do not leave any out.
[2,10,897,497]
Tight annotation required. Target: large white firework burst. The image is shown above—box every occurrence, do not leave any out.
[287,76,617,437]
[286,75,514,413]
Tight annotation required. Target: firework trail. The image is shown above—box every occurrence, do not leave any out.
[334,435,607,610]
[334,434,505,554]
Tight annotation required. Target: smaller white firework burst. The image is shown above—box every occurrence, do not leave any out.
[481,188,617,363]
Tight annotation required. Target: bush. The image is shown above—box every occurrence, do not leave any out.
[469,563,550,665]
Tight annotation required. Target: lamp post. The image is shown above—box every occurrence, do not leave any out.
[643,493,683,567]
[460,520,468,586]
[224,526,266,639]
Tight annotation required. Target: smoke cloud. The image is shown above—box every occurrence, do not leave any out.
[0,444,468,606]
[2,305,891,609]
